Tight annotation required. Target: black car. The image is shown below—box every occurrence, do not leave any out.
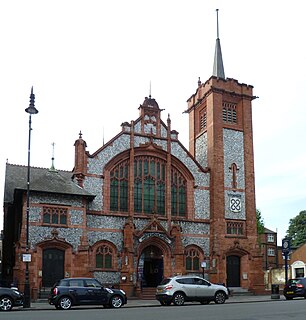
[48,278,127,310]
[284,278,306,300]
[0,287,24,311]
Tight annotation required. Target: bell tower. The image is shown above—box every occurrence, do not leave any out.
[186,9,263,291]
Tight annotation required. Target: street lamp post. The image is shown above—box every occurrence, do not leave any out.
[23,87,38,308]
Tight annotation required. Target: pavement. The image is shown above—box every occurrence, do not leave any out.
[20,294,287,310]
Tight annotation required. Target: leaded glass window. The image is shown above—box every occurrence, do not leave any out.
[110,160,129,212]
[171,169,186,216]
[96,244,113,269]
[185,247,200,271]
[43,207,67,226]
[134,157,166,215]
[226,221,244,235]
[110,156,187,217]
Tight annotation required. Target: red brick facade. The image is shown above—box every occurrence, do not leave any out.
[3,77,264,300]
[187,76,264,291]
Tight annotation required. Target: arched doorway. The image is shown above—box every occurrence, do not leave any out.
[138,245,164,287]
[42,248,65,287]
[226,255,240,287]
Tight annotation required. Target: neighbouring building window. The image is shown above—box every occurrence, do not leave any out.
[295,268,304,278]
[185,247,201,271]
[96,244,113,269]
[227,221,244,235]
[110,160,129,212]
[267,234,274,242]
[43,206,68,226]
[223,102,237,124]
[267,248,275,256]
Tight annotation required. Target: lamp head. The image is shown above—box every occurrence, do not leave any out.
[25,86,39,114]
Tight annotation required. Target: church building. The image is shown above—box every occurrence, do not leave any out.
[2,17,264,299]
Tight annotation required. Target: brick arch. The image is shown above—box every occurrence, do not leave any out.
[35,237,73,251]
[137,236,172,258]
[137,236,172,286]
[225,248,250,259]
[34,239,73,292]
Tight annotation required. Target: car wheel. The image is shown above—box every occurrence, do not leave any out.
[110,295,123,308]
[173,292,185,306]
[0,296,13,311]
[285,296,293,300]
[160,301,171,306]
[214,291,226,304]
[200,300,209,305]
[58,296,72,310]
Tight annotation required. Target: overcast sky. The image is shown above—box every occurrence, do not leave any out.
[1,0,305,245]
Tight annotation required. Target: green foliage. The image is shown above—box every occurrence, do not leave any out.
[256,209,265,235]
[286,210,306,247]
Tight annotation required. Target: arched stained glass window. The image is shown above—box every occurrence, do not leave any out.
[96,244,113,269]
[134,157,166,215]
[110,160,129,212]
[185,247,201,271]
[171,169,186,216]
[110,156,187,217]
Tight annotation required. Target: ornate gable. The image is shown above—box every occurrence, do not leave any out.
[135,216,173,243]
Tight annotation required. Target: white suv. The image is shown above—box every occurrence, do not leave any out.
[156,275,229,306]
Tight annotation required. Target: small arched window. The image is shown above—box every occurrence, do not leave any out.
[185,247,202,272]
[96,244,113,269]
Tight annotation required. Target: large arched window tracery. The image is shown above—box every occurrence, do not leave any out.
[109,156,187,216]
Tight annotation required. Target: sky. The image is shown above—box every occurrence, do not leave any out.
[1,0,305,245]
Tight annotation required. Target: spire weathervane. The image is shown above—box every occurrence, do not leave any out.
[216,8,220,39]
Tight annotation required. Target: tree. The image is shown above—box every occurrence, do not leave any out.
[286,210,306,247]
[256,209,265,235]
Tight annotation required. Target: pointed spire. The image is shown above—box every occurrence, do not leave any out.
[212,9,225,79]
